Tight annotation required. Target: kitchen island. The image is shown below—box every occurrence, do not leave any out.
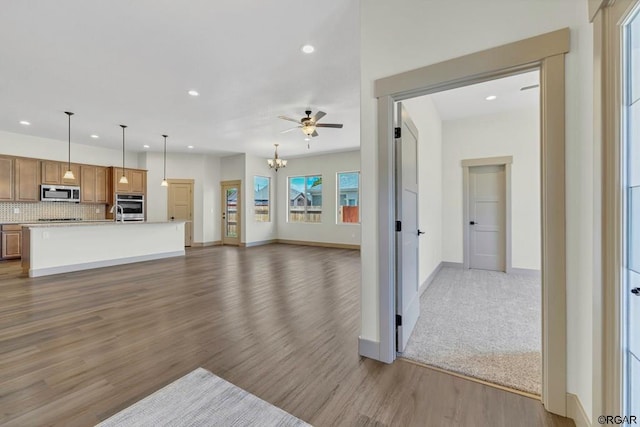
[22,221,185,277]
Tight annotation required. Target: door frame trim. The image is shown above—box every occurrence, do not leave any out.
[221,180,242,246]
[166,179,194,247]
[594,0,640,418]
[462,156,513,272]
[373,29,569,416]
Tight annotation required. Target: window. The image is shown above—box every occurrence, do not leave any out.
[288,175,322,223]
[337,171,360,223]
[254,176,270,222]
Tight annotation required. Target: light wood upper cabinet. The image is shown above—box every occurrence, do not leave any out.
[41,161,80,185]
[15,158,40,202]
[111,167,146,194]
[81,165,108,203]
[130,169,146,194]
[0,156,14,201]
[81,165,96,203]
[95,166,107,203]
[41,161,61,185]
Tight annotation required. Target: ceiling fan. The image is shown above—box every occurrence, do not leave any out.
[278,110,343,138]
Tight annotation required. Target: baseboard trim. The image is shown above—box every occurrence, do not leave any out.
[191,241,221,247]
[441,261,463,269]
[240,239,277,248]
[567,393,591,427]
[29,250,186,278]
[277,239,360,250]
[508,267,541,278]
[358,337,380,360]
[420,262,443,296]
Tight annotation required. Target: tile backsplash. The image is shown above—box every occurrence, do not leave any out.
[0,202,106,222]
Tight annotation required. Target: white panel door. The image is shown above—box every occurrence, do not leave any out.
[395,102,421,353]
[469,165,506,271]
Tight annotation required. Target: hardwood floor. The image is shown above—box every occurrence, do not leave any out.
[0,244,574,427]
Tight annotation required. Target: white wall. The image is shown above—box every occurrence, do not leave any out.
[244,154,277,245]
[442,108,540,270]
[140,151,221,244]
[0,130,139,168]
[361,0,594,417]
[401,97,443,287]
[276,150,361,246]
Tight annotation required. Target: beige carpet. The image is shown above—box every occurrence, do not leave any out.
[96,368,310,426]
[401,267,541,395]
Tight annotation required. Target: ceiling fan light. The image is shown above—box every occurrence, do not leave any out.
[63,170,75,180]
[302,124,316,135]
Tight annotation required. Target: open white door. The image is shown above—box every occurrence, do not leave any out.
[395,102,421,353]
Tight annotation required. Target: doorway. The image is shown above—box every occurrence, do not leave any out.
[167,179,194,247]
[372,29,569,415]
[221,180,241,246]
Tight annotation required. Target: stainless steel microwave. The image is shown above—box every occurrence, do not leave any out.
[40,185,81,203]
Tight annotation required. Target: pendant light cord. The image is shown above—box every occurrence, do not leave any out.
[65,112,74,171]
[163,135,168,180]
[120,125,127,176]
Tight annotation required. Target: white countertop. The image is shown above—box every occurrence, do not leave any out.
[21,220,186,228]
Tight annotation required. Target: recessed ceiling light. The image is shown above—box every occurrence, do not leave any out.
[188,90,199,97]
[485,95,497,101]
[187,145,194,149]
[90,134,99,139]
[19,120,30,125]
[143,144,150,149]
[301,44,315,54]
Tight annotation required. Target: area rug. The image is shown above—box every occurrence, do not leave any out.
[401,267,541,395]
[96,368,310,426]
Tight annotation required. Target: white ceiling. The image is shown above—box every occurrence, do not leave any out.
[429,70,540,121]
[0,3,539,159]
[0,1,360,158]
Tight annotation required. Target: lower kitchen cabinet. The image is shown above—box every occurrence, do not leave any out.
[1,225,22,259]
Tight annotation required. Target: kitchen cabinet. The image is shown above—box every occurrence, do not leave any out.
[15,158,40,202]
[0,156,14,201]
[95,166,107,203]
[1,224,22,259]
[41,161,80,186]
[111,167,146,194]
[81,165,108,203]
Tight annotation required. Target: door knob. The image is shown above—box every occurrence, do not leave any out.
[417,229,426,236]
[470,221,476,225]
[632,287,640,296]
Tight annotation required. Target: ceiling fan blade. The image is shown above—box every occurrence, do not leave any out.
[311,111,326,123]
[278,116,301,124]
[315,123,343,128]
[280,127,300,134]
[311,130,319,137]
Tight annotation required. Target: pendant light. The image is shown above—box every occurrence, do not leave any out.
[119,124,128,184]
[63,112,75,180]
[161,134,168,187]
[267,143,287,172]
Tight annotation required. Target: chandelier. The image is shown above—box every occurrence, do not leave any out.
[267,143,287,172]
